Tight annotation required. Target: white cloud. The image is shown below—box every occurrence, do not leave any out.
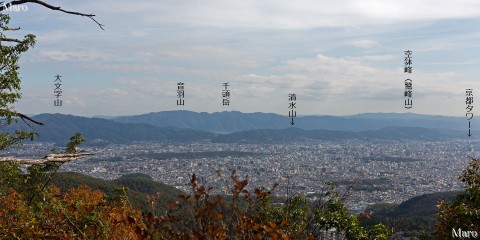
[12,0,480,116]
[131,30,148,37]
[78,0,480,29]
[236,53,463,102]
[349,39,380,48]
[38,49,114,62]
[112,77,215,100]
[65,96,87,108]
[361,55,394,61]
[35,31,71,42]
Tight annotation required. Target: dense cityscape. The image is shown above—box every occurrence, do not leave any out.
[11,138,477,212]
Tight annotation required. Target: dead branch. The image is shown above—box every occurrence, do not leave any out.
[0,151,99,164]
[17,112,43,126]
[0,25,20,31]
[0,37,22,43]
[0,0,105,30]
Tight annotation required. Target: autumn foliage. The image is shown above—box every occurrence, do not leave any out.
[0,185,146,239]
[0,165,391,239]
[143,171,390,239]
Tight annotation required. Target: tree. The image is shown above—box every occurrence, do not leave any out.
[0,2,101,199]
[0,184,146,239]
[435,158,480,239]
[65,132,85,154]
[0,13,36,150]
[0,2,103,234]
[143,171,390,239]
[0,1,103,151]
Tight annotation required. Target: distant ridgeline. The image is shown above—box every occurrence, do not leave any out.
[113,111,472,132]
[8,111,475,144]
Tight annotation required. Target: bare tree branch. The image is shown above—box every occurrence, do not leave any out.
[0,25,20,31]
[0,151,99,164]
[17,112,43,126]
[0,0,105,30]
[0,37,22,43]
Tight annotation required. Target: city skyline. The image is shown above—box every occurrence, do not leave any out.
[8,0,480,116]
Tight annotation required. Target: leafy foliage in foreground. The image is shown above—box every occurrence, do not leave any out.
[0,166,390,239]
[435,158,480,239]
[6,157,480,239]
[0,185,146,239]
[0,13,36,150]
[51,172,182,214]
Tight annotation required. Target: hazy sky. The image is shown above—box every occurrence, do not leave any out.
[7,0,480,116]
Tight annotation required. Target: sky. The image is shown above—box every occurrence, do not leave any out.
[6,0,480,116]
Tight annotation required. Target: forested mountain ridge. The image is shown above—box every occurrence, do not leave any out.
[8,113,471,144]
[113,110,471,132]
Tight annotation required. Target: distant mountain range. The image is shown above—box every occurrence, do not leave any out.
[4,111,474,144]
[211,127,466,144]
[9,113,215,144]
[113,110,470,132]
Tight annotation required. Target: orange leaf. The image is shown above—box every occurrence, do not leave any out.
[167,203,178,209]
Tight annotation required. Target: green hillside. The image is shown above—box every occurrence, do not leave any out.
[50,172,182,213]
[362,191,459,238]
